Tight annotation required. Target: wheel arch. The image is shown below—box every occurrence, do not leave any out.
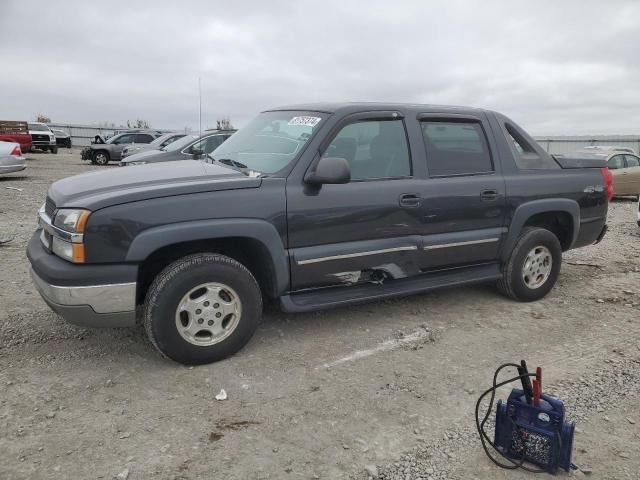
[501,199,580,260]
[127,219,289,303]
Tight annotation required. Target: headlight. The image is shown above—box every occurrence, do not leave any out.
[50,208,90,263]
[53,208,90,233]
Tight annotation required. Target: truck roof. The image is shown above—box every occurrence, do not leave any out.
[266,102,485,116]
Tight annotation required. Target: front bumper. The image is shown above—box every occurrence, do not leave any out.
[27,231,137,327]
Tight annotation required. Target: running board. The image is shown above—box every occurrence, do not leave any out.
[280,263,502,313]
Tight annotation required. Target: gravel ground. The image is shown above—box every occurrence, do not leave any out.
[1,152,639,480]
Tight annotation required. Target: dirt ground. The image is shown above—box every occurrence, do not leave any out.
[1,151,639,480]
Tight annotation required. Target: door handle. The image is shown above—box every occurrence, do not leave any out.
[480,189,499,201]
[399,193,421,207]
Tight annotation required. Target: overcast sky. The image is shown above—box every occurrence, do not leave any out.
[1,1,639,135]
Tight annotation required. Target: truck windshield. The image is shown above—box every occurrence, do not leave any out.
[210,111,327,174]
[28,123,50,132]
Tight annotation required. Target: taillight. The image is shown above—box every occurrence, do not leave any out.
[10,145,21,157]
[600,167,613,202]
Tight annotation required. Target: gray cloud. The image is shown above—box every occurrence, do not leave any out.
[1,0,639,134]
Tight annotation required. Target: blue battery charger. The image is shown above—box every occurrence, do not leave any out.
[494,389,575,474]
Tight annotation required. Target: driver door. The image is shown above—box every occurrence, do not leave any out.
[111,134,134,160]
[286,113,424,291]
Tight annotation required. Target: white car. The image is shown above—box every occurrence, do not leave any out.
[0,141,26,174]
[28,122,57,153]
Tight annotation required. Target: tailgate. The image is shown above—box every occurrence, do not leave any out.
[552,154,606,169]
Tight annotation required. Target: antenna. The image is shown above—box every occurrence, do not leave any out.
[198,77,202,139]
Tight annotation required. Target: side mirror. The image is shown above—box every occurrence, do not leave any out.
[305,157,351,185]
[191,148,204,158]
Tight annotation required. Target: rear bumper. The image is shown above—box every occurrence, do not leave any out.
[573,216,607,249]
[594,224,607,244]
[27,230,137,327]
[0,157,26,174]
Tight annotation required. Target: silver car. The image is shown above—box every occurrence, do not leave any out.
[121,132,186,159]
[0,141,26,174]
[81,131,161,165]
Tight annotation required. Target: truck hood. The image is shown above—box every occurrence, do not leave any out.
[48,160,261,211]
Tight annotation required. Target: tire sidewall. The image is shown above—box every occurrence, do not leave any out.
[508,229,562,301]
[94,151,109,165]
[145,256,262,365]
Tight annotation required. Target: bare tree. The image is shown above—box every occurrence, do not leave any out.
[36,114,51,123]
[216,116,234,130]
[127,119,150,129]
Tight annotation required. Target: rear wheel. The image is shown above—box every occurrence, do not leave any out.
[497,227,562,302]
[93,150,109,165]
[143,253,262,365]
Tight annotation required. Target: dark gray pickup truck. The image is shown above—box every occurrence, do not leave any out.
[27,103,611,365]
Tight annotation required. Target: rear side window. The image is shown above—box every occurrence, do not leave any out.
[625,155,640,167]
[135,134,154,143]
[420,121,492,176]
[504,123,559,170]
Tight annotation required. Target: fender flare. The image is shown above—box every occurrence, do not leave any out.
[501,198,580,261]
[126,219,289,295]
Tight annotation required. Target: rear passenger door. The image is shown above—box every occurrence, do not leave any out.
[414,115,507,270]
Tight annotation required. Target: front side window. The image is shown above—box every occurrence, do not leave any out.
[421,121,492,176]
[625,155,640,168]
[322,119,411,180]
[607,155,625,169]
[210,111,327,174]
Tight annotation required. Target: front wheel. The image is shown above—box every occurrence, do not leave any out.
[93,150,110,165]
[50,146,58,154]
[497,227,562,302]
[143,253,262,365]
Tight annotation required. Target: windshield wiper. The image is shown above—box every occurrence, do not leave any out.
[218,158,249,169]
[206,155,258,176]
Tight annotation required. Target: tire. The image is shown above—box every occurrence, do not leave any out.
[497,227,562,302]
[50,146,58,154]
[93,150,110,165]
[143,253,262,365]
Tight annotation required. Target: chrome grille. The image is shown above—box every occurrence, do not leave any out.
[45,196,56,218]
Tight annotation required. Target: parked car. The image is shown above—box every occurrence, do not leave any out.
[580,145,636,155]
[576,148,640,198]
[121,132,187,159]
[28,122,57,153]
[28,103,610,365]
[80,131,160,165]
[0,120,32,152]
[51,129,72,148]
[120,130,234,166]
[0,141,26,174]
